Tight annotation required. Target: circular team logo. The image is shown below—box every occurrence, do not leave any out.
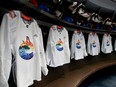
[93,41,96,48]
[56,39,64,51]
[76,40,81,49]
[106,40,110,46]
[93,44,96,48]
[19,36,34,60]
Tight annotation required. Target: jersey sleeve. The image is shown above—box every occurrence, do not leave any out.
[96,35,100,53]
[36,24,48,76]
[71,32,75,59]
[101,35,105,53]
[45,27,54,66]
[64,28,70,63]
[114,39,116,51]
[87,33,91,55]
[0,13,12,86]
[110,35,113,52]
[83,35,88,57]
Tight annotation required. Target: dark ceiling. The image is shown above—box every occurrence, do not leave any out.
[86,0,116,12]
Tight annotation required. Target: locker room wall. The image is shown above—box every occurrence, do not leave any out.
[0,1,116,87]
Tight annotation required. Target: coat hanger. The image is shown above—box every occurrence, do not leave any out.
[77,29,81,34]
[57,22,63,29]
[21,13,32,21]
[92,30,96,35]
[57,25,62,28]
[105,31,111,36]
[21,6,32,21]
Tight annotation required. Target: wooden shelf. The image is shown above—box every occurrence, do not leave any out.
[0,0,116,34]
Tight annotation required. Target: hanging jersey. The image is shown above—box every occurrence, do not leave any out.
[114,39,116,51]
[101,33,113,53]
[46,25,70,67]
[0,10,20,87]
[87,32,100,56]
[0,10,48,87]
[71,31,87,60]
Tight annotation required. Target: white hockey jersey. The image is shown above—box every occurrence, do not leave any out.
[114,39,116,51]
[0,10,48,87]
[87,32,100,56]
[46,25,70,67]
[101,33,113,53]
[71,30,87,60]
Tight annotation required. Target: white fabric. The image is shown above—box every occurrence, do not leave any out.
[46,25,70,67]
[78,8,90,18]
[77,3,90,18]
[114,39,116,51]
[88,13,102,23]
[55,10,62,18]
[0,11,20,87]
[78,8,84,14]
[71,2,77,7]
[101,33,113,53]
[87,32,100,56]
[71,31,87,60]
[0,26,9,87]
[106,21,112,25]
[0,10,48,87]
[92,16,101,23]
[53,0,61,3]
[68,2,78,14]
[103,18,112,25]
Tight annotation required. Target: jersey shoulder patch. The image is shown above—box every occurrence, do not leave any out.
[51,25,56,31]
[9,11,16,19]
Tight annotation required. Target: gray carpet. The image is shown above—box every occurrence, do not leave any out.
[88,75,116,87]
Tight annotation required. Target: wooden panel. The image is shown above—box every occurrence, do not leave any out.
[43,52,116,87]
